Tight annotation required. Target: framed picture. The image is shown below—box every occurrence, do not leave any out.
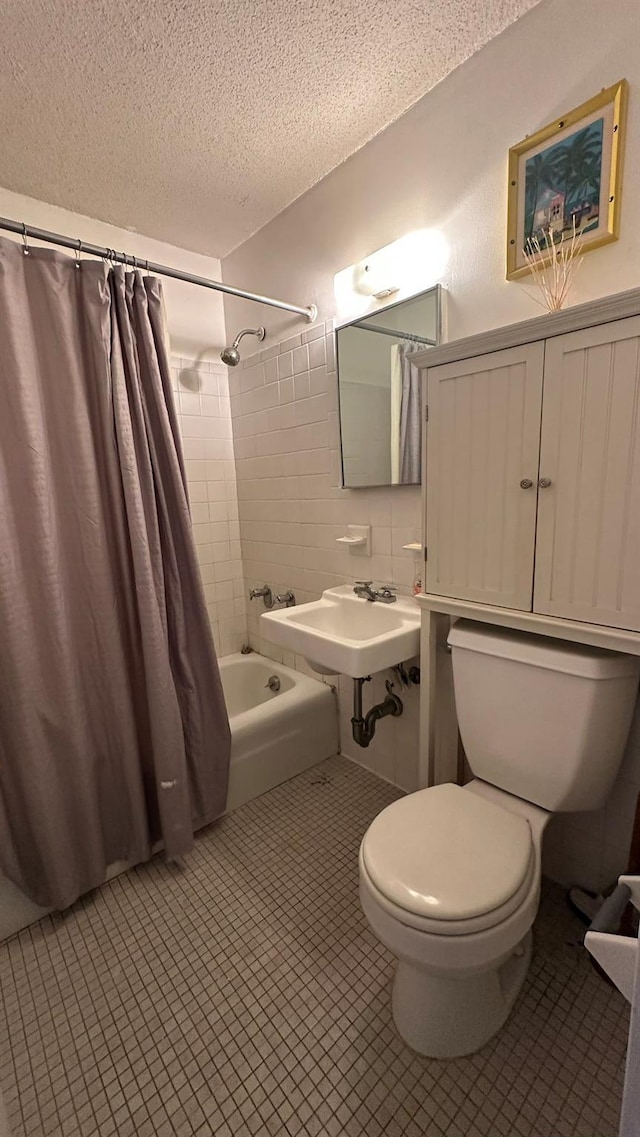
[506,79,628,280]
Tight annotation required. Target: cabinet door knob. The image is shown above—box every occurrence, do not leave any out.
[538,477,552,488]
[519,478,533,489]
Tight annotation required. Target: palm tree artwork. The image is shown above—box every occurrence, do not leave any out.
[523,118,604,249]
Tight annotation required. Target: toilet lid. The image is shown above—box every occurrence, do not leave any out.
[361,784,533,922]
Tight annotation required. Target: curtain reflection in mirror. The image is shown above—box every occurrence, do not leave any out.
[391,342,421,484]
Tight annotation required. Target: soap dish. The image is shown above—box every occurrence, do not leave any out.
[336,524,371,556]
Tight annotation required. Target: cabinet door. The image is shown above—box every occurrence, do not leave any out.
[534,317,640,630]
[425,343,544,608]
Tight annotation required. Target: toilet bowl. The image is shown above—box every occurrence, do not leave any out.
[359,622,640,1058]
[360,780,549,1057]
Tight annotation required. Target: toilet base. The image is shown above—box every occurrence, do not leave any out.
[391,931,532,1058]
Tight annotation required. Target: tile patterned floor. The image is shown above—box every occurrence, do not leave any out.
[0,757,630,1137]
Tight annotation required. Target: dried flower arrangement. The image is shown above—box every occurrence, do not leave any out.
[520,220,585,312]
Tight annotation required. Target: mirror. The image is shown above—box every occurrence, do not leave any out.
[336,285,441,488]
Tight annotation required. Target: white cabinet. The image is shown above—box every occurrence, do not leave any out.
[426,343,543,610]
[424,305,640,635]
[417,291,640,793]
[534,318,640,630]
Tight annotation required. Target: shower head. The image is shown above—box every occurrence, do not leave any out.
[220,344,241,366]
[220,326,266,366]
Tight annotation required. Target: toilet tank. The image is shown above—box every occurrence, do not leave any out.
[448,621,640,813]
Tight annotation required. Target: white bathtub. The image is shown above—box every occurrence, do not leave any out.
[221,652,339,812]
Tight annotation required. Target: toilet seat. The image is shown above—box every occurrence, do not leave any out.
[361,783,535,936]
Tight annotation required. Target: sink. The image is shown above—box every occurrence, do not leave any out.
[261,585,420,677]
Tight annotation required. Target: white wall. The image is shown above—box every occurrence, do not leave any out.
[223,0,640,886]
[222,0,639,345]
[0,187,226,358]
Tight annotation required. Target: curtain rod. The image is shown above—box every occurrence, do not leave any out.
[0,216,318,322]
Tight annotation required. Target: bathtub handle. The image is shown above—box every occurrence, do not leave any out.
[275,590,296,607]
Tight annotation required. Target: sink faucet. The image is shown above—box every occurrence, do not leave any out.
[353,581,377,601]
[353,581,397,604]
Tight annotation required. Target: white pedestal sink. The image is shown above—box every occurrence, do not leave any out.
[261,585,420,677]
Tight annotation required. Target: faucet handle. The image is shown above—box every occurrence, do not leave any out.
[375,584,398,603]
[275,590,295,607]
[377,586,397,604]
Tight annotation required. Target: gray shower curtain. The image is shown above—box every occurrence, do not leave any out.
[399,343,421,484]
[0,236,230,910]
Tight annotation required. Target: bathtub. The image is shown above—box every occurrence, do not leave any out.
[220,652,339,812]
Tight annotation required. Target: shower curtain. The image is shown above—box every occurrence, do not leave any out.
[390,344,402,484]
[390,342,421,484]
[399,342,421,484]
[0,236,231,910]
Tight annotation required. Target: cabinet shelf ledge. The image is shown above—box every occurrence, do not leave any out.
[416,594,640,656]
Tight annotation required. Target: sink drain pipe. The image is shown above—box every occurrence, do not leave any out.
[351,677,403,748]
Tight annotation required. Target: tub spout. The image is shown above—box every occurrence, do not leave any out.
[249,584,273,608]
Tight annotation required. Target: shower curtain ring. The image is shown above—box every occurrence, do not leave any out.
[22,223,29,256]
[75,238,82,269]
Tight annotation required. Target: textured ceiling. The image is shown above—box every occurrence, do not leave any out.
[0,0,542,257]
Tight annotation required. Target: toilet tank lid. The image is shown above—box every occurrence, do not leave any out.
[447,621,640,680]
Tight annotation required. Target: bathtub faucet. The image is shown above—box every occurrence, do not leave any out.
[249,584,274,609]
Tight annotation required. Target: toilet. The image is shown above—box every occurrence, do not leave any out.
[359,621,640,1059]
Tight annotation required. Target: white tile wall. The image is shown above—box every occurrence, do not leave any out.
[340,382,392,486]
[170,355,247,657]
[230,323,423,791]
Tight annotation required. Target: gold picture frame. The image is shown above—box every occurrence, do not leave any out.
[506,79,628,280]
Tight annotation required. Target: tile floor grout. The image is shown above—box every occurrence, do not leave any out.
[0,757,630,1136]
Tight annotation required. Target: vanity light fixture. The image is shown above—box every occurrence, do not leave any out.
[335,229,450,320]
[353,261,399,299]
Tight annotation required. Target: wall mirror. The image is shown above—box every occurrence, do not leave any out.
[336,285,442,488]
